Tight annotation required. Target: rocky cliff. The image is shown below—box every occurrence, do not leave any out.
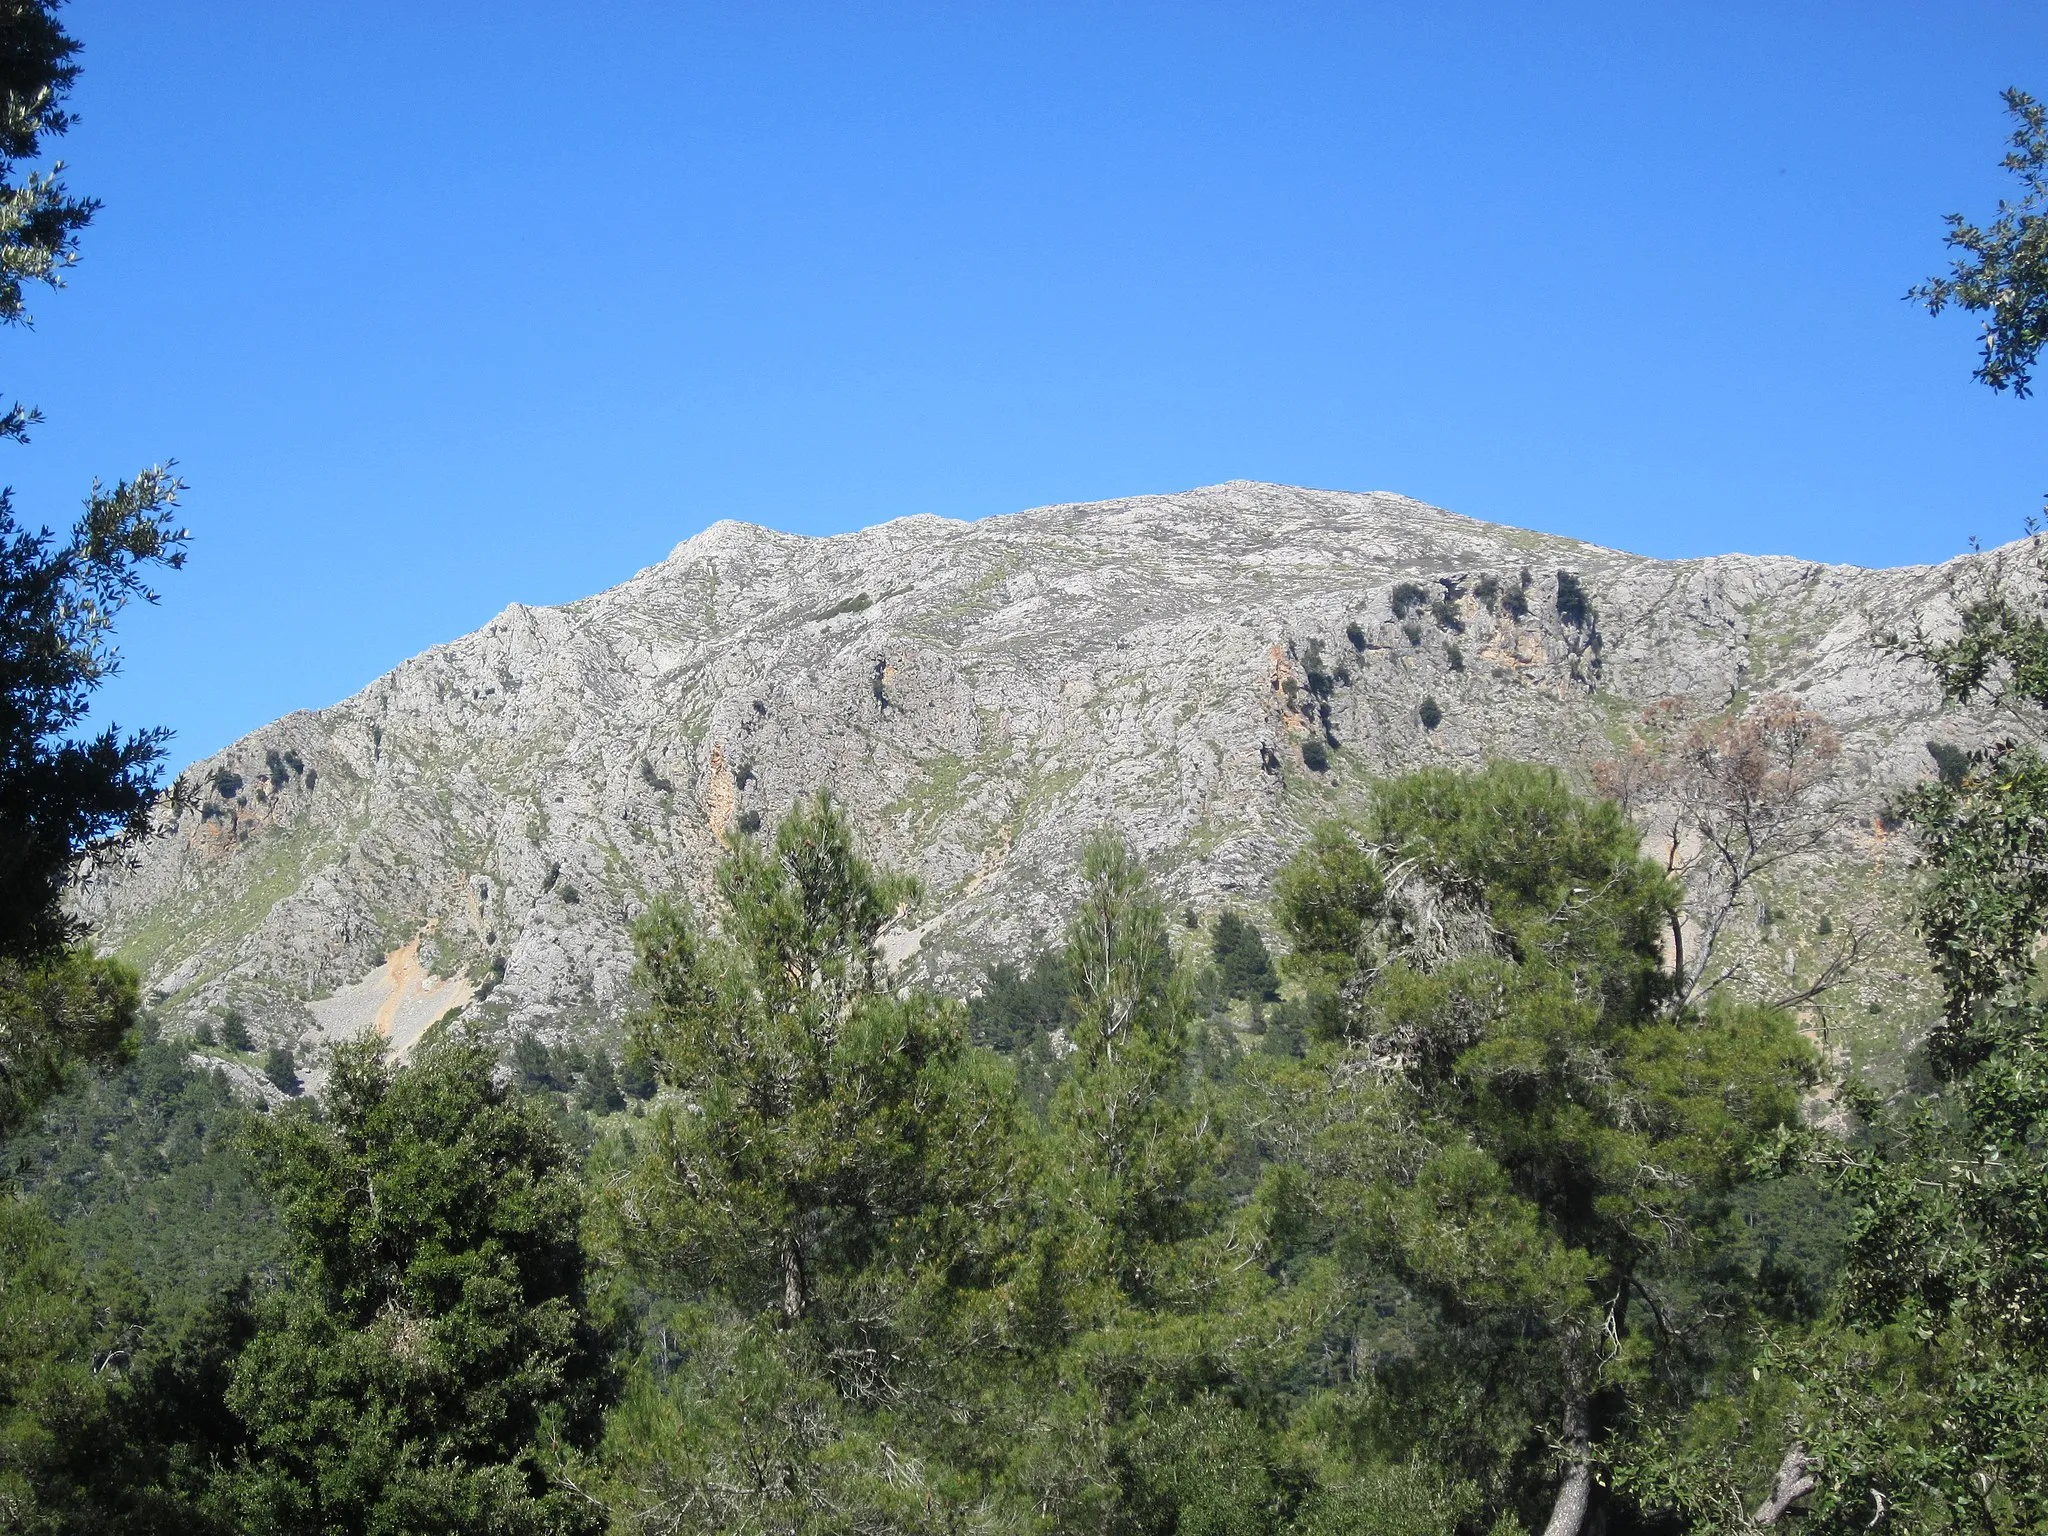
[73,481,1985,1069]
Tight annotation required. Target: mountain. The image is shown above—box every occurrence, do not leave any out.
[73,480,1983,1074]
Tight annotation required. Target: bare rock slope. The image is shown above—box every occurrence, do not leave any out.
[76,481,1979,1058]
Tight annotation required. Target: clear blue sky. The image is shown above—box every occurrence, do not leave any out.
[14,1,2048,766]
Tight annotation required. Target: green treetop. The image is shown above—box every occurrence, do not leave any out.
[595,791,1028,1532]
[617,790,1023,1339]
[211,1036,614,1536]
[1270,764,1814,1536]
[1211,908,1281,1003]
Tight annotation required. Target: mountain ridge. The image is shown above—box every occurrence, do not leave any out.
[74,480,1984,1078]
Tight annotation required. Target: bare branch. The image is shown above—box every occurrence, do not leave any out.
[1752,1443,1817,1526]
[1765,923,1871,1011]
[1593,695,1852,1008]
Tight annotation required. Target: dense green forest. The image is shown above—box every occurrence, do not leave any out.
[0,775,1832,1534]
[6,2,2048,1530]
[0,745,2040,1535]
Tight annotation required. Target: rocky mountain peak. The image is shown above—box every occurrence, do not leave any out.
[74,481,1977,1072]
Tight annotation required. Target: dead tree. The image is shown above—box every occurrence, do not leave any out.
[1595,695,1859,1008]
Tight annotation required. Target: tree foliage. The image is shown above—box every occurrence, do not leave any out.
[1696,546,2048,1533]
[0,771,1838,1536]
[596,791,1031,1529]
[0,0,92,341]
[1213,908,1280,1003]
[1912,89,2048,396]
[0,1033,278,1533]
[968,947,1071,1054]
[212,1036,615,1536]
[8,1029,283,1337]
[1267,765,1814,1535]
[616,790,1021,1336]
[0,0,184,1140]
[0,944,135,1140]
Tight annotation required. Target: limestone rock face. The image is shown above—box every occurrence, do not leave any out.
[73,480,1984,1056]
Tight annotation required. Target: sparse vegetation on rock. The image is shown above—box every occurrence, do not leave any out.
[1391,579,1430,617]
[69,477,1979,1060]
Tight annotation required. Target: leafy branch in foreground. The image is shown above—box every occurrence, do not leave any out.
[0,0,93,333]
[0,0,186,1145]
[0,466,187,955]
[1911,88,2048,396]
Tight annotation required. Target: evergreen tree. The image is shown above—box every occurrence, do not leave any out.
[211,1036,614,1535]
[993,833,1478,1536]
[0,1193,251,1534]
[617,790,1020,1335]
[0,10,196,1527]
[1009,833,1265,1532]
[11,1030,284,1342]
[1268,766,1814,1536]
[1048,834,1212,1297]
[0,948,139,1140]
[0,0,185,1137]
[0,1196,143,1530]
[968,947,1071,1054]
[1212,908,1280,1002]
[598,791,1027,1532]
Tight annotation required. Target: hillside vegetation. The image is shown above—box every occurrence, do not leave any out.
[12,698,2048,1533]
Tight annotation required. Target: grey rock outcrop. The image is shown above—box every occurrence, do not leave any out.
[72,480,1984,1062]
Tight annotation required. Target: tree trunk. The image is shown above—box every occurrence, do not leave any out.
[1751,1444,1815,1526]
[1541,1391,1594,1536]
[780,1235,807,1326]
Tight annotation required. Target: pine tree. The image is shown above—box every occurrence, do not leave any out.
[1269,766,1814,1535]
[1212,908,1280,1003]
[597,791,1026,1532]
[212,1037,614,1535]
